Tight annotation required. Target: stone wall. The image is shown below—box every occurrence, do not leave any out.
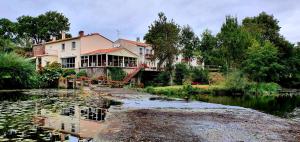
[84,68,106,78]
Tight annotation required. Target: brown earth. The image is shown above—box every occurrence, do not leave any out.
[92,87,300,142]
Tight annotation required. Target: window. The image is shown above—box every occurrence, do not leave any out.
[71,123,75,132]
[72,42,76,50]
[139,48,143,55]
[89,55,97,67]
[81,56,88,67]
[61,123,64,130]
[61,57,75,68]
[146,49,149,54]
[62,43,65,51]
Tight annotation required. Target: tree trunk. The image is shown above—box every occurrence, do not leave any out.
[169,73,173,86]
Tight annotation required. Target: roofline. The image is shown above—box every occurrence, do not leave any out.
[33,33,113,46]
[82,47,139,57]
[117,38,151,47]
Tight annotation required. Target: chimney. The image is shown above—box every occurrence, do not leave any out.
[61,31,66,39]
[79,31,84,37]
[50,35,56,41]
[136,37,140,42]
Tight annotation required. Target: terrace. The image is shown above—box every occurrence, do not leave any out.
[80,48,138,68]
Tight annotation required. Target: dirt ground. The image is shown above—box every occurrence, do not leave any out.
[92,87,300,142]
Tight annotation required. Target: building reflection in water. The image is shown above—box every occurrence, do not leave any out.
[34,103,107,142]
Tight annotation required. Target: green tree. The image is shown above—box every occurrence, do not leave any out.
[0,18,17,40]
[179,25,200,64]
[174,63,190,85]
[199,29,220,65]
[0,52,37,89]
[153,71,170,86]
[0,18,17,52]
[242,12,296,86]
[190,67,209,84]
[217,16,251,68]
[242,40,284,82]
[242,12,293,58]
[279,47,300,88]
[17,11,70,44]
[16,16,39,45]
[144,12,180,85]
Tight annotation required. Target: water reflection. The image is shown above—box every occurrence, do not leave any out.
[192,94,300,118]
[0,89,114,141]
[34,105,106,141]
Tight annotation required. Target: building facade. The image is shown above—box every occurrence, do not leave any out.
[114,38,158,71]
[33,31,140,78]
[33,31,204,80]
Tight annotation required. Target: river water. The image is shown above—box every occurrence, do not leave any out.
[192,93,300,118]
[0,89,116,142]
[0,89,299,141]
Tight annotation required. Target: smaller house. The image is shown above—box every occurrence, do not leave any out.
[114,38,158,71]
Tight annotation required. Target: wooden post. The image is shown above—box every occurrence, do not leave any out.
[112,55,114,66]
[96,55,98,67]
[100,54,102,66]
[106,54,108,66]
[123,56,125,67]
[118,56,119,67]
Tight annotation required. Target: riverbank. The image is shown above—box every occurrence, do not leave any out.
[92,87,300,142]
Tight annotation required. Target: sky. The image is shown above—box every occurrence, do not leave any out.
[0,0,299,43]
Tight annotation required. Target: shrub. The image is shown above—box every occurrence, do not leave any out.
[190,67,209,84]
[0,53,37,89]
[208,72,225,85]
[62,69,76,77]
[145,86,155,94]
[39,62,63,88]
[223,70,249,92]
[174,63,190,85]
[247,82,281,95]
[108,67,127,81]
[76,70,87,78]
[153,71,170,86]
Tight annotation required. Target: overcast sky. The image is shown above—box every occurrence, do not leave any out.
[0,0,299,43]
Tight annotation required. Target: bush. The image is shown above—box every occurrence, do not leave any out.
[247,82,281,95]
[39,62,63,88]
[0,53,37,89]
[108,67,127,81]
[153,71,170,86]
[76,70,87,78]
[190,67,209,84]
[62,69,76,77]
[223,70,248,92]
[174,63,190,85]
[208,72,225,84]
[144,85,207,99]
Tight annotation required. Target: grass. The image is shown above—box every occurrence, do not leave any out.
[153,85,210,90]
[144,83,280,99]
[144,84,213,99]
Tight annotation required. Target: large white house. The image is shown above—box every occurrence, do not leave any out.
[33,31,204,82]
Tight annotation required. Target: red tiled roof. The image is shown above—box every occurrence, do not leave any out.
[83,48,122,55]
[120,39,150,47]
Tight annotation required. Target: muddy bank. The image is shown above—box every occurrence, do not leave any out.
[93,87,300,142]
